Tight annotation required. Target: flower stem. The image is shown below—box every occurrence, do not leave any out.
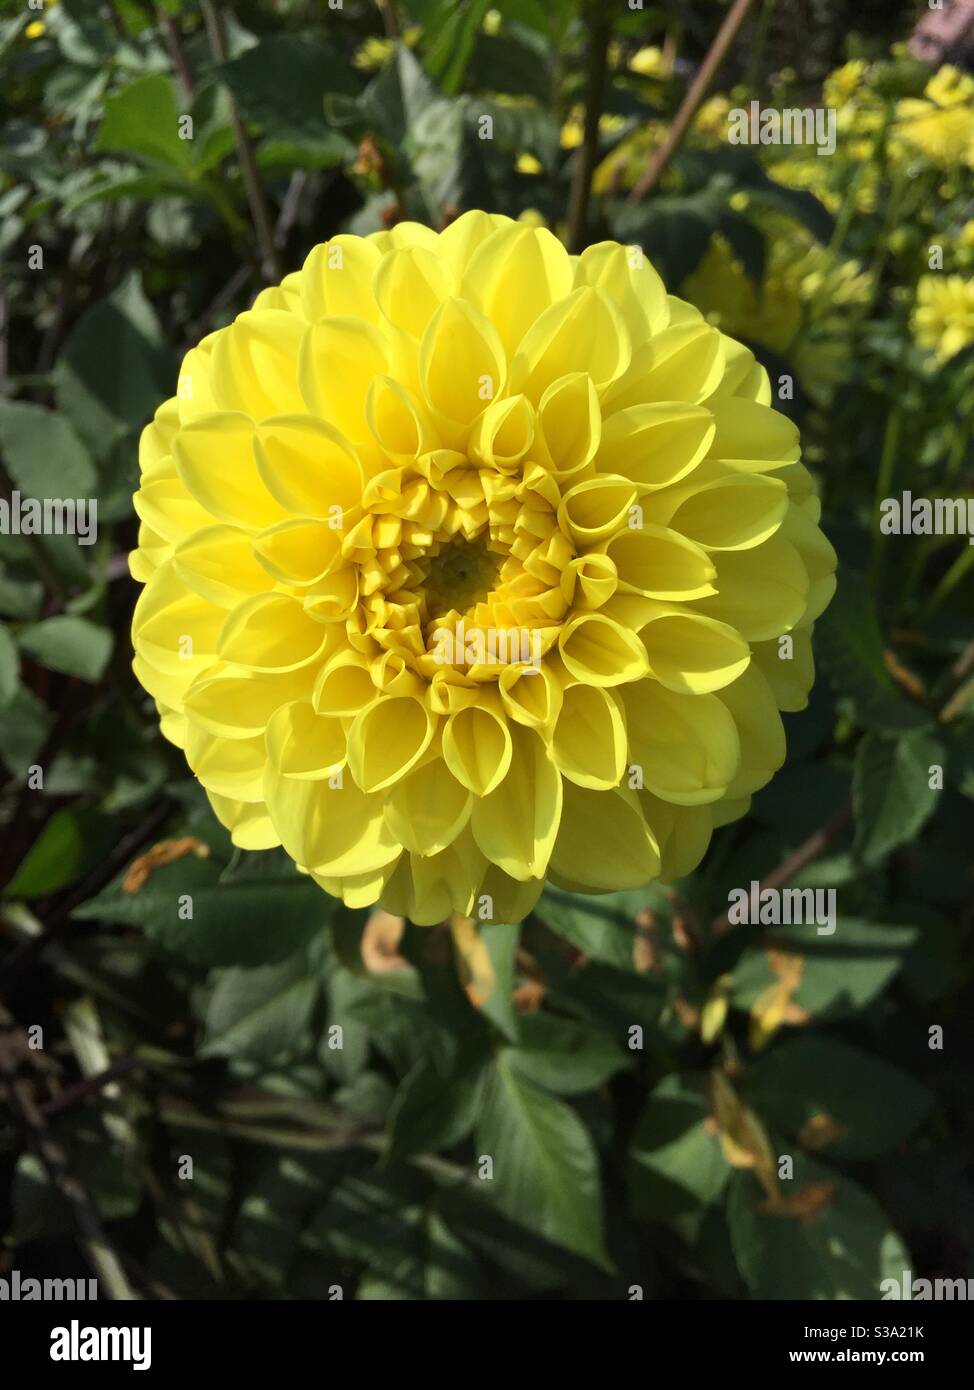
[627,0,758,204]
[566,5,611,253]
[200,0,282,284]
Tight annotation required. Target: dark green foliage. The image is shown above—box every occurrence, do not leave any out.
[1,0,972,1304]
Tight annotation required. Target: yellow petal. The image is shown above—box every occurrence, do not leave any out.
[551,683,626,789]
[298,317,389,444]
[172,524,270,608]
[174,412,289,531]
[442,699,512,795]
[218,593,329,671]
[606,524,716,599]
[384,755,472,855]
[549,783,659,890]
[624,681,740,804]
[597,402,714,491]
[265,699,347,779]
[470,724,562,878]
[255,414,363,518]
[511,285,631,401]
[558,611,650,686]
[346,695,435,792]
[419,298,507,426]
[209,310,305,419]
[640,611,750,694]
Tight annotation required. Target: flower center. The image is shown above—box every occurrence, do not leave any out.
[421,536,501,619]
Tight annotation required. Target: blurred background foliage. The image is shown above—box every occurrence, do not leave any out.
[1,0,973,1301]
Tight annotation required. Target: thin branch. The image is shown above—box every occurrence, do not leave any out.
[938,635,974,723]
[41,1057,144,1118]
[156,3,194,102]
[0,1008,138,1300]
[0,285,8,396]
[628,0,758,203]
[378,0,401,40]
[711,801,853,937]
[274,170,308,250]
[566,6,611,253]
[199,0,282,283]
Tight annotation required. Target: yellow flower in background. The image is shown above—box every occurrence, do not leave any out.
[685,227,870,405]
[25,19,46,39]
[822,59,868,108]
[913,274,974,362]
[353,26,421,71]
[560,108,625,152]
[130,213,835,925]
[629,46,667,79]
[516,152,543,175]
[897,65,974,168]
[695,94,732,138]
[561,115,584,150]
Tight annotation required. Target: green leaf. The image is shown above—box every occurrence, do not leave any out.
[0,399,97,498]
[7,809,85,898]
[18,616,113,682]
[538,885,664,969]
[12,1114,142,1240]
[476,1051,608,1268]
[504,1012,628,1094]
[612,180,733,286]
[744,1037,932,1160]
[422,0,492,95]
[727,1157,909,1299]
[309,1171,484,1298]
[388,1040,489,1156]
[853,728,944,863]
[74,860,330,968]
[203,954,319,1063]
[476,920,520,1041]
[97,74,195,171]
[230,1153,336,1289]
[0,684,52,777]
[361,43,440,147]
[0,571,43,620]
[310,1169,428,1270]
[547,960,665,1037]
[0,622,19,707]
[732,917,917,1021]
[816,575,930,731]
[356,1209,485,1300]
[53,271,175,454]
[220,34,358,145]
[628,1075,730,1217]
[945,724,974,801]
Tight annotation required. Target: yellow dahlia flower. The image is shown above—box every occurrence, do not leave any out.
[684,226,870,406]
[896,66,974,169]
[913,273,974,362]
[629,47,667,79]
[130,213,835,925]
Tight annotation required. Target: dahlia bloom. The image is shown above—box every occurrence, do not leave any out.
[896,66,974,169]
[130,213,835,925]
[684,224,870,405]
[913,273,974,363]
